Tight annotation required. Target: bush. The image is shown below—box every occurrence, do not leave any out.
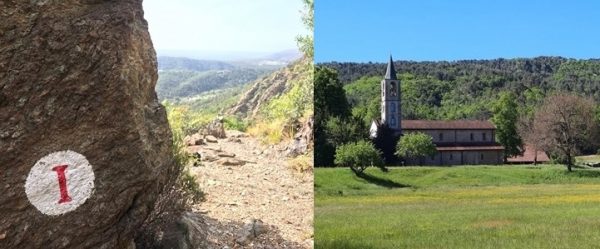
[396,132,437,165]
[288,154,313,173]
[137,102,205,248]
[223,116,249,132]
[164,102,204,203]
[334,140,383,174]
[247,118,295,144]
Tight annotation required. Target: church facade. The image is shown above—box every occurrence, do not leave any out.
[370,56,504,165]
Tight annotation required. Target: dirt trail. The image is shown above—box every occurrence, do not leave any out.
[187,130,313,248]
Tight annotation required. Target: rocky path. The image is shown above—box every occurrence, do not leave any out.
[186,130,313,248]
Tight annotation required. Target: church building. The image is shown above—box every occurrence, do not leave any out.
[370,56,505,165]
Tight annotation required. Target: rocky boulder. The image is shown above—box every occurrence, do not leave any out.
[0,1,178,248]
[200,118,226,139]
[286,115,314,157]
[184,134,204,146]
[235,219,268,245]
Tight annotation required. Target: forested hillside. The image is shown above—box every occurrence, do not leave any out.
[320,57,600,123]
[158,56,235,71]
[155,56,277,100]
[156,68,273,100]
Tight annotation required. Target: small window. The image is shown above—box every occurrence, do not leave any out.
[439,133,444,141]
[450,154,453,160]
[390,82,397,97]
[483,132,487,141]
[470,133,474,141]
[480,154,484,160]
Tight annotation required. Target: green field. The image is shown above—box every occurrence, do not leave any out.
[315,165,600,249]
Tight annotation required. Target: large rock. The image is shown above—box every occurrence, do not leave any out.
[286,115,314,157]
[0,1,178,248]
[235,219,268,245]
[200,118,226,139]
[147,212,208,249]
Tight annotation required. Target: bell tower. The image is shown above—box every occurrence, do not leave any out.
[381,55,401,134]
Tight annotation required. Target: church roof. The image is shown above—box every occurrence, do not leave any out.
[401,120,496,130]
[384,55,397,80]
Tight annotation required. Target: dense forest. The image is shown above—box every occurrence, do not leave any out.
[321,57,600,123]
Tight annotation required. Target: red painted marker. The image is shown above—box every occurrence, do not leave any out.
[52,165,72,204]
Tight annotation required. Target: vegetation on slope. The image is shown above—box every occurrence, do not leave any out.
[157,67,274,100]
[158,56,235,71]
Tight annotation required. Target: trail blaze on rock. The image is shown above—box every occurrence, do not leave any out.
[0,0,178,248]
[51,165,72,204]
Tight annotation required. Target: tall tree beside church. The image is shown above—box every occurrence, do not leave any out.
[315,66,352,166]
[534,93,599,172]
[492,91,523,159]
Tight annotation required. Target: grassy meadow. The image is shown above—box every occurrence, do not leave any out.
[315,164,600,249]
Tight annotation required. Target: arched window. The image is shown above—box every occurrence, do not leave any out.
[390,82,397,97]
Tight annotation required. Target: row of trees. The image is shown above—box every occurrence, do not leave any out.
[493,92,599,171]
[335,133,437,174]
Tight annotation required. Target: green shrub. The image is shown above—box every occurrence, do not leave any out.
[164,101,204,204]
[335,140,383,174]
[289,154,313,173]
[223,116,249,132]
[395,132,437,164]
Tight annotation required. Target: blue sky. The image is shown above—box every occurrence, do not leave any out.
[315,0,600,62]
[143,0,306,58]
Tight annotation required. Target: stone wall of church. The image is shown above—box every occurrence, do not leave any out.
[403,129,495,144]
[404,150,503,165]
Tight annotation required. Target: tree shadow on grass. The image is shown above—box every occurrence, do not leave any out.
[567,168,600,178]
[355,172,412,189]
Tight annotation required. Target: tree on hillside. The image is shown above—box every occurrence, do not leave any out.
[534,93,599,171]
[335,140,383,174]
[315,66,352,166]
[492,91,523,159]
[395,133,437,166]
[296,0,313,59]
[344,76,381,126]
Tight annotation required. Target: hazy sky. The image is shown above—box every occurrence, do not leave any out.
[143,0,306,54]
[315,0,600,62]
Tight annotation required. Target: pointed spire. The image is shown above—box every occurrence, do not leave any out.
[384,55,397,80]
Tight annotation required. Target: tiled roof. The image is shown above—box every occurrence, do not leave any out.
[507,144,550,163]
[402,120,496,130]
[436,145,504,151]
